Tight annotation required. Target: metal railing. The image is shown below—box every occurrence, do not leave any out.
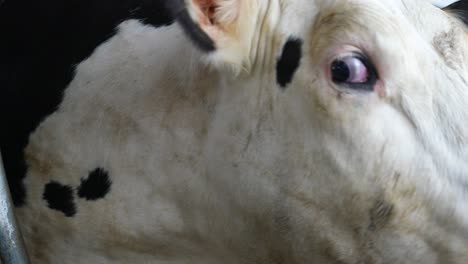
[0,151,30,264]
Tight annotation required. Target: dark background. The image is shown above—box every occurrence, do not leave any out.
[0,0,172,206]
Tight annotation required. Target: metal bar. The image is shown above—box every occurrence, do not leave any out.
[0,151,30,264]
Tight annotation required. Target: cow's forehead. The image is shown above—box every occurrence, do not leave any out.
[185,0,461,75]
[279,0,457,59]
[281,0,454,36]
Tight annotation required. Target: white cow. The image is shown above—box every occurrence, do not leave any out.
[15,0,468,263]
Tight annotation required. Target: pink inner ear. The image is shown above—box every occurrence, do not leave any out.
[194,0,217,25]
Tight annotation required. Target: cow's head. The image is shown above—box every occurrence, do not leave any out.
[168,0,468,261]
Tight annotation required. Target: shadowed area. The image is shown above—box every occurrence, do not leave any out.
[0,0,173,206]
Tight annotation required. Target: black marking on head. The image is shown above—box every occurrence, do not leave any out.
[444,1,468,26]
[78,168,111,200]
[0,0,173,207]
[43,181,76,217]
[165,0,216,52]
[276,38,303,89]
[368,199,394,231]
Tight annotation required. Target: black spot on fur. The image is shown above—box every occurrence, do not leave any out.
[78,168,111,200]
[43,181,76,217]
[444,1,468,26]
[165,0,216,52]
[0,0,173,206]
[276,38,303,88]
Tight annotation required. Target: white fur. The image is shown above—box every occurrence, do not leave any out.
[16,0,468,263]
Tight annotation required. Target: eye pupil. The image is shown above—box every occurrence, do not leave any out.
[331,60,350,83]
[329,53,376,91]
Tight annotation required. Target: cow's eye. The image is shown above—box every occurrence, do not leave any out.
[330,52,377,91]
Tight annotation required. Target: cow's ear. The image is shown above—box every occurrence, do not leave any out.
[166,0,250,70]
[444,1,468,26]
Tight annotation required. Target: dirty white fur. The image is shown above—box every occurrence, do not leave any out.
[16,0,468,263]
